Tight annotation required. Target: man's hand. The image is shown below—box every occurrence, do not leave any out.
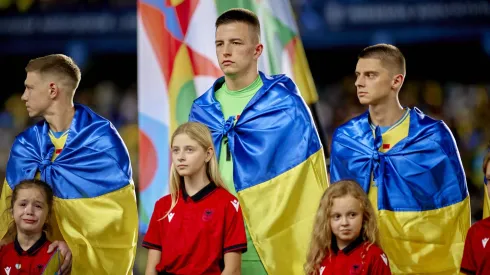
[48,241,72,275]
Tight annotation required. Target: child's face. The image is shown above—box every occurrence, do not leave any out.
[330,195,363,249]
[13,188,49,235]
[171,134,211,178]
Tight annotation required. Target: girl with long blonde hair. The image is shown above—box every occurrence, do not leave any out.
[143,122,247,275]
[304,180,391,275]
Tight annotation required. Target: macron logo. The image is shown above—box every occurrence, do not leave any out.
[319,266,325,275]
[231,200,240,212]
[381,253,388,266]
[483,238,489,248]
[4,267,10,275]
[168,213,175,222]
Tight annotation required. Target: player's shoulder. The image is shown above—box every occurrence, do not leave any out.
[332,111,370,139]
[14,119,44,142]
[411,107,452,135]
[266,73,301,99]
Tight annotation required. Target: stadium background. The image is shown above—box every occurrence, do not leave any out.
[0,0,489,273]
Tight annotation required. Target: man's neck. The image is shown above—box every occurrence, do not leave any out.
[17,231,42,251]
[184,171,210,196]
[369,100,405,127]
[45,103,75,132]
[224,70,259,91]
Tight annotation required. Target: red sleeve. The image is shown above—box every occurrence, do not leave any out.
[368,248,392,275]
[223,197,247,254]
[142,199,165,251]
[461,226,477,275]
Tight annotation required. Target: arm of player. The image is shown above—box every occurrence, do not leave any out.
[221,252,241,275]
[145,249,161,275]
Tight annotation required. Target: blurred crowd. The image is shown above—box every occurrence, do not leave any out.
[0,0,134,13]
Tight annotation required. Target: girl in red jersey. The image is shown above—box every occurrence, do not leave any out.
[304,180,391,275]
[460,144,490,275]
[143,122,246,275]
[0,179,60,274]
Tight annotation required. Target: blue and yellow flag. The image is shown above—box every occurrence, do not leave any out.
[0,104,138,274]
[41,249,62,275]
[330,107,470,274]
[137,0,319,235]
[189,72,328,274]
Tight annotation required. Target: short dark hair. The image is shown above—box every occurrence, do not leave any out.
[359,44,406,75]
[26,54,81,91]
[215,8,261,41]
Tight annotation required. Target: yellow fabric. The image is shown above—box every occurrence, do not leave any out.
[0,180,12,240]
[379,198,470,274]
[48,131,68,161]
[237,148,328,274]
[0,182,138,274]
[367,112,469,274]
[484,184,490,219]
[42,249,63,274]
[54,183,138,274]
[292,37,318,105]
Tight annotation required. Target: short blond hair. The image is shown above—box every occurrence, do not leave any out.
[26,54,81,91]
[359,43,406,76]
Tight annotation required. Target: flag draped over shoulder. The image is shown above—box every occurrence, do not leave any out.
[330,107,470,274]
[0,104,138,274]
[189,72,328,274]
[137,0,318,234]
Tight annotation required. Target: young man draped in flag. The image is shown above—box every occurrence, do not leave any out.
[0,54,139,274]
[329,44,470,274]
[188,8,328,275]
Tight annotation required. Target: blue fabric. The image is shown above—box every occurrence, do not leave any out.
[189,72,321,192]
[330,107,468,211]
[6,104,132,199]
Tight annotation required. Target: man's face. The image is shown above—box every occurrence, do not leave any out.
[355,58,395,106]
[215,22,261,78]
[22,71,52,118]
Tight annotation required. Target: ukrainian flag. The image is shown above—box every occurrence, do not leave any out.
[330,107,470,274]
[0,104,138,274]
[189,72,329,274]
